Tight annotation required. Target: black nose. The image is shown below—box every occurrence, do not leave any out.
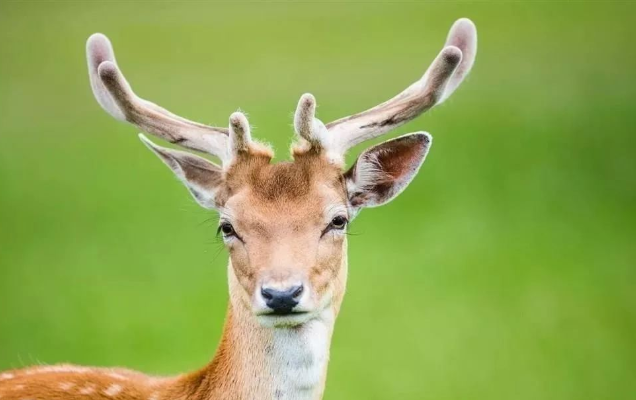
[261,285,303,315]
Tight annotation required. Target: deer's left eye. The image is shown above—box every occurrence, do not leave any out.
[330,216,348,230]
[321,215,349,237]
[322,216,348,237]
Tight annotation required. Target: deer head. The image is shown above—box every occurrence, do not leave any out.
[86,19,477,328]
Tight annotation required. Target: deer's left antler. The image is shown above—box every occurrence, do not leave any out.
[293,18,477,158]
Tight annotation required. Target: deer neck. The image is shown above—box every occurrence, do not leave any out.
[176,259,346,400]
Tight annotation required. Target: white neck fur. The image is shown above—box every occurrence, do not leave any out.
[268,309,334,400]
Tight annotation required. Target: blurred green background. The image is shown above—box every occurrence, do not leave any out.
[1,2,635,399]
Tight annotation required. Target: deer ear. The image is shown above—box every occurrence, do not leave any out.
[344,133,431,209]
[139,134,224,209]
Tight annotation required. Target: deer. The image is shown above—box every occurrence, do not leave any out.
[0,18,477,400]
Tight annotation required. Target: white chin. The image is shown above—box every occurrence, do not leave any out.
[256,312,314,328]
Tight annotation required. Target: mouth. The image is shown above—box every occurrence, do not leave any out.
[255,310,314,327]
[263,309,309,316]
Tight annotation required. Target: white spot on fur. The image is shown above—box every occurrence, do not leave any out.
[106,372,127,380]
[148,393,159,400]
[0,373,13,380]
[59,382,75,391]
[79,384,96,395]
[104,383,123,397]
[145,377,163,387]
[14,385,24,390]
[28,365,89,375]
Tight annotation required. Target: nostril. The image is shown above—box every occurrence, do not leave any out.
[261,287,274,300]
[292,285,303,299]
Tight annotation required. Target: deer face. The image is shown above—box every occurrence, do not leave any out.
[219,156,349,326]
[86,18,476,328]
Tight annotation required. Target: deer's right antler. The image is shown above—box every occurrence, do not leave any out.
[86,34,231,163]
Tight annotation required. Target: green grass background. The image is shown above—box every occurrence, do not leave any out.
[1,2,635,399]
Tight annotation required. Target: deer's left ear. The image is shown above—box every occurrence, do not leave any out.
[344,133,431,209]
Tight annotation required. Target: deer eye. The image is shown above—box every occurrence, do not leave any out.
[331,215,347,229]
[321,215,348,237]
[218,222,236,237]
[330,216,348,230]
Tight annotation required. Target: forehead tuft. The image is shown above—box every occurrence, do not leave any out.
[225,155,344,204]
[252,162,313,200]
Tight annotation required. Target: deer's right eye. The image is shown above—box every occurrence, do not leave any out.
[218,223,236,237]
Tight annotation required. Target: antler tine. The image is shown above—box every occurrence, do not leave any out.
[228,112,252,155]
[294,93,328,148]
[86,33,230,162]
[292,93,352,163]
[226,111,275,164]
[326,18,477,152]
[440,18,478,102]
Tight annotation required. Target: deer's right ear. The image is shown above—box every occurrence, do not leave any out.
[139,134,224,209]
[344,133,431,210]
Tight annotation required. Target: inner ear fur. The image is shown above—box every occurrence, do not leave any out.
[344,133,432,209]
